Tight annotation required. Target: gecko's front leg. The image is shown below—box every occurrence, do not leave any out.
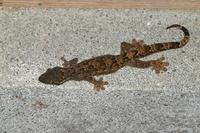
[85,77,108,91]
[127,56,169,73]
[61,56,78,68]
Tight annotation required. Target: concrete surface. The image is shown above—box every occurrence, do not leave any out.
[0,7,200,133]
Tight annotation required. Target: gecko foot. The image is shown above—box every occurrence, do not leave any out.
[61,56,78,68]
[132,39,145,45]
[93,77,108,91]
[151,56,169,74]
[131,39,146,47]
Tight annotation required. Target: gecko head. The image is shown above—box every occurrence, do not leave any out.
[39,67,71,85]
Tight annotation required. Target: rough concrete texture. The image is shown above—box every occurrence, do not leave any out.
[0,7,200,132]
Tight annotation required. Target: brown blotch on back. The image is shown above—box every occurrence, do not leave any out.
[181,36,189,45]
[99,62,107,69]
[155,44,164,50]
[104,58,113,66]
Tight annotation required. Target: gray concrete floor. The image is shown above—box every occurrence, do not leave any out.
[0,7,200,133]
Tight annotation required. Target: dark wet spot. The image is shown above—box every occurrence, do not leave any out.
[181,50,186,53]
[172,69,176,72]
[163,104,168,106]
[191,58,195,62]
[180,93,186,97]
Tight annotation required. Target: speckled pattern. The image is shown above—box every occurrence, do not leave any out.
[0,8,200,132]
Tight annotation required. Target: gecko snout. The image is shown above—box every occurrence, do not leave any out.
[38,67,67,85]
[38,72,51,84]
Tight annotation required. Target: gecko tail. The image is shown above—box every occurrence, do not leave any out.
[166,24,190,47]
[150,24,190,52]
[136,24,190,57]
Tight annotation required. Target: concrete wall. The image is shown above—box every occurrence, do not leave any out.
[0,8,200,132]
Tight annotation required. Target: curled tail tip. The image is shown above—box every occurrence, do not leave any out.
[166,24,182,29]
[166,24,190,46]
[166,24,190,37]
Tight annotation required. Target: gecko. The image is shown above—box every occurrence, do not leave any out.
[39,24,190,91]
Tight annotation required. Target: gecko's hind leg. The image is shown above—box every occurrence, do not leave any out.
[127,56,169,73]
[121,39,147,55]
[131,39,146,47]
[150,56,169,73]
[61,56,78,68]
[85,77,108,91]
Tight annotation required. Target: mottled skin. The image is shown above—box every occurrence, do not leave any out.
[39,24,190,91]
